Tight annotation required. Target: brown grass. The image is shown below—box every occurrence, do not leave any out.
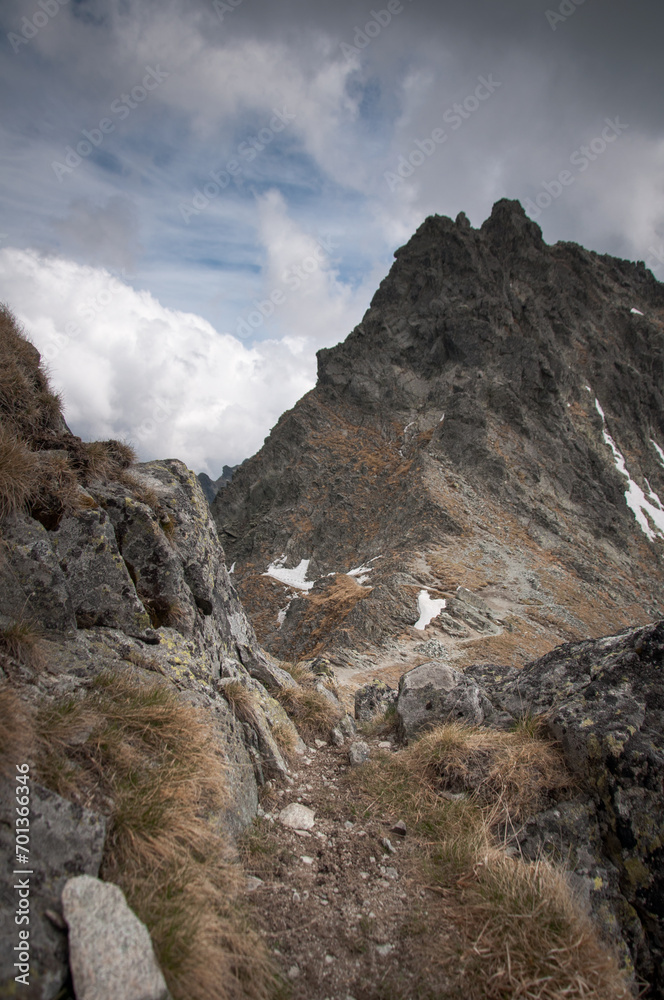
[0,619,46,672]
[270,720,298,761]
[0,425,41,516]
[274,663,342,741]
[141,595,188,629]
[33,670,278,1000]
[30,451,86,528]
[0,305,63,439]
[0,685,34,776]
[82,440,137,482]
[406,720,571,824]
[221,680,260,726]
[350,727,630,1000]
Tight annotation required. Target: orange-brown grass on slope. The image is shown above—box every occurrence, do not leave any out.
[275,661,342,741]
[33,670,278,1000]
[0,684,34,777]
[221,679,260,726]
[0,305,64,438]
[0,424,41,516]
[270,720,299,761]
[407,719,572,824]
[0,619,46,672]
[30,451,88,528]
[351,740,629,1000]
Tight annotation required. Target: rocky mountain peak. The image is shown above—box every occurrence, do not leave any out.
[214,199,664,672]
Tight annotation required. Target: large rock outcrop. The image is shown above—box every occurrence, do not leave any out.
[393,621,664,996]
[0,309,302,998]
[213,200,664,672]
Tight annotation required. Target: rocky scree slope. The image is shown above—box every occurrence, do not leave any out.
[0,306,303,999]
[213,199,664,675]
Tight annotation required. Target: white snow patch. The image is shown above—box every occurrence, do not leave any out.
[439,413,445,423]
[404,421,416,434]
[263,555,315,590]
[413,590,447,630]
[595,398,664,542]
[347,555,382,586]
[277,602,292,627]
[651,439,664,469]
[228,562,235,574]
[631,307,644,315]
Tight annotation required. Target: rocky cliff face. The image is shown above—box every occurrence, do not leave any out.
[0,309,302,998]
[213,200,664,676]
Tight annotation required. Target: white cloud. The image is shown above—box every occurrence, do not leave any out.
[0,196,376,475]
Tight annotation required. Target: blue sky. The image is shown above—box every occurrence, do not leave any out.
[0,0,663,475]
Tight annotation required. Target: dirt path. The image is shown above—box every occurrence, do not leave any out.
[239,734,451,1000]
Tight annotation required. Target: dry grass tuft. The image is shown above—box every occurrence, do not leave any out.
[278,659,314,684]
[270,720,298,761]
[0,305,64,439]
[275,680,342,742]
[82,440,137,482]
[0,425,41,516]
[33,671,277,1000]
[0,685,34,776]
[0,619,46,672]
[221,680,260,726]
[406,720,571,823]
[30,451,86,528]
[359,702,399,738]
[350,727,629,1000]
[141,595,188,630]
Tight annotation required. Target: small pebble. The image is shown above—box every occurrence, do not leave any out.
[300,856,314,865]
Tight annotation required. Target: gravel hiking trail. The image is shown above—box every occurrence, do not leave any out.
[240,734,457,1000]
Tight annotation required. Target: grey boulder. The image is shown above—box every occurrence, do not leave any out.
[62,875,168,1000]
[396,660,490,740]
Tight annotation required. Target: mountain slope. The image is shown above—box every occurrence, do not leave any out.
[212,200,664,678]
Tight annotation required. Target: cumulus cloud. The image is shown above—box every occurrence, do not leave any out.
[0,195,377,474]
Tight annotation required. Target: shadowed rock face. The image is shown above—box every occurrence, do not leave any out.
[213,200,664,669]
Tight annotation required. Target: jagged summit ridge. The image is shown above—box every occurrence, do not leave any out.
[213,199,664,669]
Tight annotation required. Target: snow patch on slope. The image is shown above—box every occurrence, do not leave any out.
[263,556,315,590]
[651,439,664,469]
[595,398,664,542]
[414,590,447,630]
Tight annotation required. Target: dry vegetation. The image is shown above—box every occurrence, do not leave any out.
[0,618,46,672]
[350,722,630,1000]
[2,671,279,1000]
[0,684,34,776]
[221,679,260,726]
[0,305,144,526]
[275,661,343,741]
